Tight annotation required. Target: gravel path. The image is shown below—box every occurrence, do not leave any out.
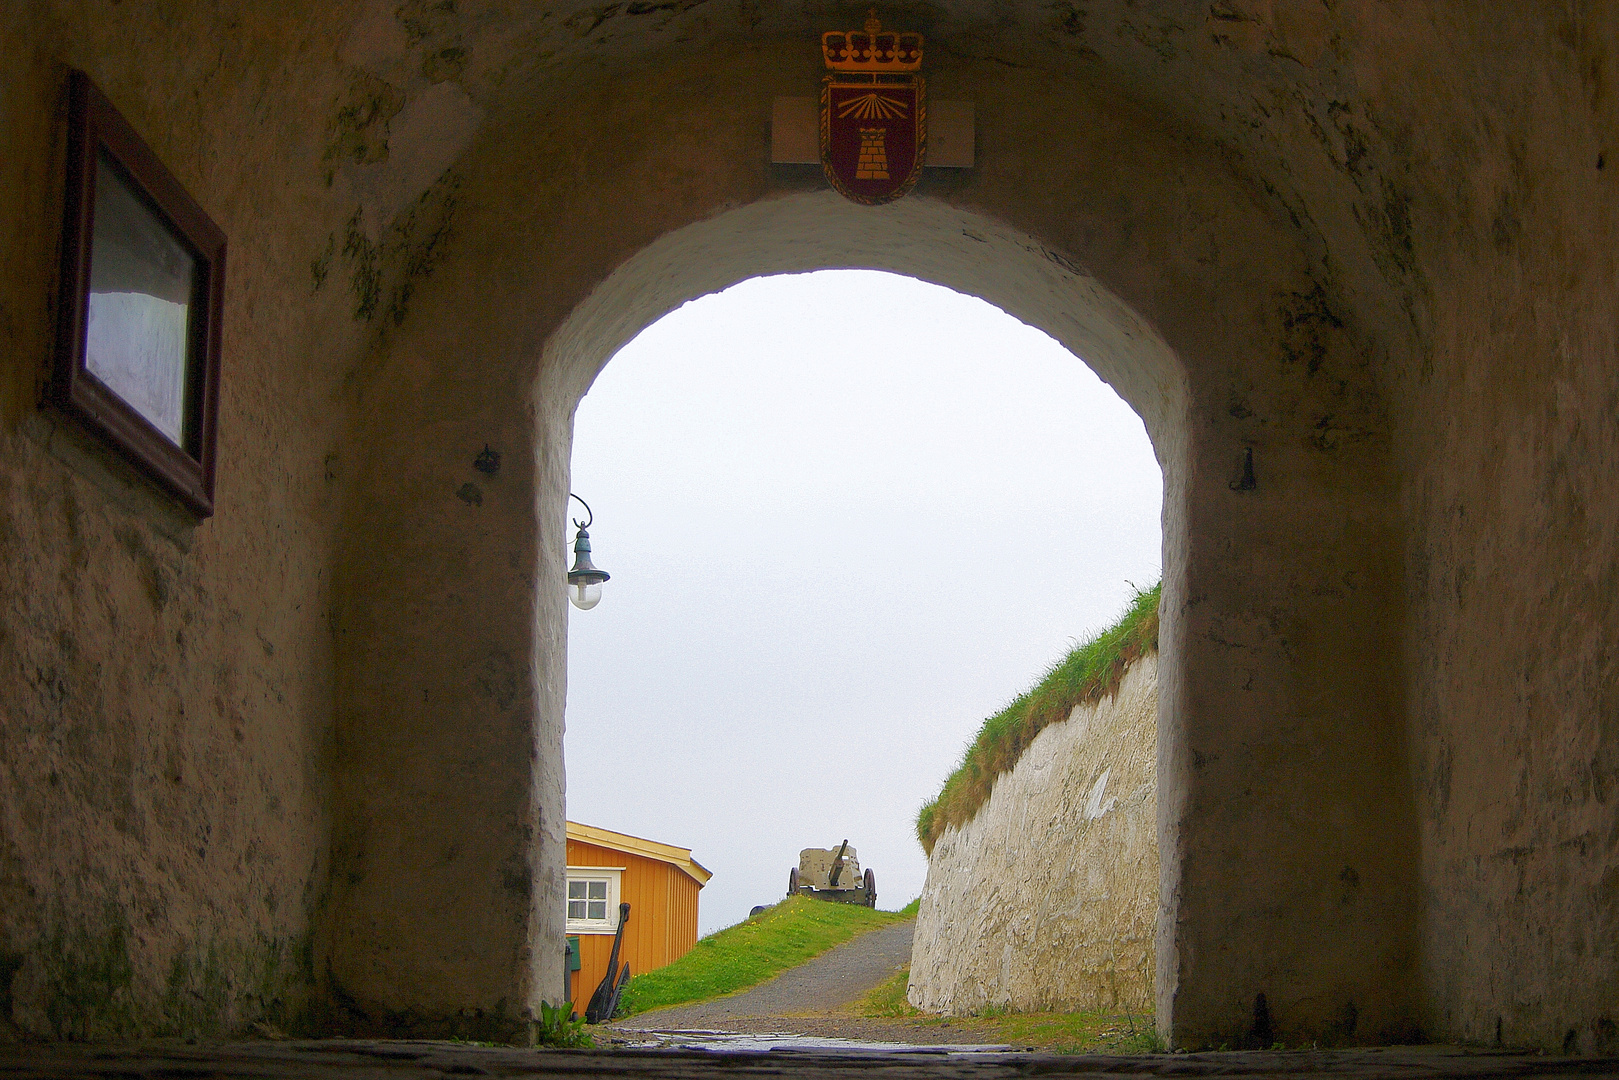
[615,920,915,1030]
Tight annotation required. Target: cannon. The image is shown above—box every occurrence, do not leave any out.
[786,839,876,907]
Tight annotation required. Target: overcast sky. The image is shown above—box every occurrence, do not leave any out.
[563,270,1162,935]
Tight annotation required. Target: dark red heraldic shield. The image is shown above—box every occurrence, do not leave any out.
[822,77,924,205]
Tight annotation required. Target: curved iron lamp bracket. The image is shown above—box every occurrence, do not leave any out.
[569,492,594,531]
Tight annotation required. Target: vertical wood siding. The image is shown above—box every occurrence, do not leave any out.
[566,838,702,1009]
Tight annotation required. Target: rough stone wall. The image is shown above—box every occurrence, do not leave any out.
[0,1,458,1040]
[910,657,1157,1016]
[1374,12,1619,1055]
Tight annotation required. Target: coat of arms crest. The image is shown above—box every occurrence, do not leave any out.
[821,12,924,205]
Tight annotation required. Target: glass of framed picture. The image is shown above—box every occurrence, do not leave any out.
[51,70,225,517]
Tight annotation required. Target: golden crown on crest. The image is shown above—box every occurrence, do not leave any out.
[822,10,922,73]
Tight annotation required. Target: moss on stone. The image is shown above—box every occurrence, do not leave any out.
[342,210,382,322]
[40,912,137,1040]
[159,931,318,1038]
[26,913,317,1041]
[323,74,405,185]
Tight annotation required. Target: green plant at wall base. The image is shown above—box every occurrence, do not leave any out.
[916,582,1161,853]
[617,896,911,1016]
[854,974,1164,1054]
[534,1000,593,1048]
[856,967,918,1017]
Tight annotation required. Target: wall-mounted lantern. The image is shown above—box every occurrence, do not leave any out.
[567,493,610,611]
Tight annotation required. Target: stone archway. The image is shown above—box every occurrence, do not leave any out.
[9,1,1618,1055]
[327,43,1414,1041]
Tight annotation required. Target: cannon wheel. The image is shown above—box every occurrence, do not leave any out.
[787,867,799,898]
[864,868,876,908]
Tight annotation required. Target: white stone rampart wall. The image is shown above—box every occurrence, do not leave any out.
[909,655,1157,1015]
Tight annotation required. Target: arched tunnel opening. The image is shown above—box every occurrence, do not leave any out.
[523,193,1201,1042]
[560,266,1165,1024]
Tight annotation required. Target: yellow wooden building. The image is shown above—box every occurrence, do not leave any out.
[565,821,711,1008]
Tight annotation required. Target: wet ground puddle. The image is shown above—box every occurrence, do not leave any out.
[622,1030,1014,1053]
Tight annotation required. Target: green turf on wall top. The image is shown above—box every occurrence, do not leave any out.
[916,582,1160,854]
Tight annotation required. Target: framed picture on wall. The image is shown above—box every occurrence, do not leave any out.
[50,69,225,517]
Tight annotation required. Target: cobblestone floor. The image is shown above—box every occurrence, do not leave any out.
[2,1040,1618,1079]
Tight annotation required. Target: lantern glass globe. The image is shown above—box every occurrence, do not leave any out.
[569,579,603,610]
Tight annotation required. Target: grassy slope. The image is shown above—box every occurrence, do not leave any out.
[618,896,914,1016]
[916,582,1160,853]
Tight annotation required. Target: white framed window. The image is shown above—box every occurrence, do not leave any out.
[565,867,623,933]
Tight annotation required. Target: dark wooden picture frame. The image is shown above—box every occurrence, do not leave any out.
[51,69,225,517]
